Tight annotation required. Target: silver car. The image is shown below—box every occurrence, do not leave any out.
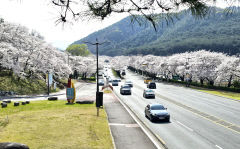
[125,80,133,87]
[145,104,170,122]
[120,85,131,95]
[143,89,155,98]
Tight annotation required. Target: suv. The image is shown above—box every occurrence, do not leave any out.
[147,82,156,89]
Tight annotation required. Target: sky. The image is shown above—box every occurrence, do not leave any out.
[0,0,128,50]
[0,0,236,50]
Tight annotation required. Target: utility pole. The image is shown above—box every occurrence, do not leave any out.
[84,38,107,116]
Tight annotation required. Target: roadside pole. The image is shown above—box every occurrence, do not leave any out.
[47,71,49,95]
[84,39,107,116]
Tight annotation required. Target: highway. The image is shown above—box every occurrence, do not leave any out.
[106,68,240,149]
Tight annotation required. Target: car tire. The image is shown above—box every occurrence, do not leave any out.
[150,116,153,122]
[166,118,170,122]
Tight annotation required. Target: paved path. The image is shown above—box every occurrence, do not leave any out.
[104,93,158,149]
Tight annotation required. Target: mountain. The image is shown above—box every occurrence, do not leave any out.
[72,7,240,56]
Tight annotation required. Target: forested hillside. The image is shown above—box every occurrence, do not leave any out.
[72,7,240,56]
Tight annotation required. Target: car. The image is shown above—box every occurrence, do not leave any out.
[144,77,152,84]
[125,80,133,87]
[108,77,112,82]
[120,85,131,95]
[143,89,155,98]
[112,79,119,86]
[117,78,121,82]
[147,82,156,89]
[145,104,170,122]
[98,79,104,86]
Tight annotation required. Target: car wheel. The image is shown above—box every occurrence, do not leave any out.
[166,118,170,122]
[150,116,153,122]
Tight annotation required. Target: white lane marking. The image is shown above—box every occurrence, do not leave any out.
[176,121,193,132]
[113,92,165,149]
[215,145,223,149]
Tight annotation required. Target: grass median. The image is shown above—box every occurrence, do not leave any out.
[197,89,240,101]
[0,100,113,149]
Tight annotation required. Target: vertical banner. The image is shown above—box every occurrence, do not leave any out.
[49,73,53,85]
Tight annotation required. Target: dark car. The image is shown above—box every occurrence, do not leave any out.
[147,82,156,89]
[143,89,155,98]
[145,104,170,122]
[112,79,119,86]
[120,85,131,95]
[125,80,133,87]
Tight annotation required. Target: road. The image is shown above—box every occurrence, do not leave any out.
[1,82,96,102]
[106,68,240,149]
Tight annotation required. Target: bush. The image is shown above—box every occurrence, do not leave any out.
[233,80,240,88]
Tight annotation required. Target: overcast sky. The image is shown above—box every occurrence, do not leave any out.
[0,0,236,50]
[0,0,128,50]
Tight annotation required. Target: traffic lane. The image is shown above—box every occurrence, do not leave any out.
[154,82,240,125]
[112,84,216,149]
[126,70,240,126]
[133,86,240,149]
[113,70,240,148]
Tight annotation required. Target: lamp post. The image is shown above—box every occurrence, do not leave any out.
[84,38,107,116]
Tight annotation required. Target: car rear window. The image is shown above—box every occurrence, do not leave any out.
[151,105,165,110]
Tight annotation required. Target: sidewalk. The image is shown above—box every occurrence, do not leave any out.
[104,93,157,149]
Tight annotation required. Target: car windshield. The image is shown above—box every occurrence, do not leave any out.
[113,80,118,82]
[150,105,165,110]
[122,85,130,88]
[146,90,154,93]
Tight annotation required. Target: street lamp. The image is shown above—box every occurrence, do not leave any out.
[84,38,107,116]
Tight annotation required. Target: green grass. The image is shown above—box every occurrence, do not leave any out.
[0,75,47,95]
[0,100,113,149]
[111,69,118,78]
[198,89,240,100]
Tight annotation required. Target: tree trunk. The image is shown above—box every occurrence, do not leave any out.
[209,80,214,86]
[227,75,233,87]
[200,79,204,85]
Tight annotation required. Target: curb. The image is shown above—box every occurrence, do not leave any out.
[112,90,168,149]
[104,106,117,149]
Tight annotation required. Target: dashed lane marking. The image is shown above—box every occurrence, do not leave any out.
[215,145,223,149]
[176,121,193,132]
[134,84,240,134]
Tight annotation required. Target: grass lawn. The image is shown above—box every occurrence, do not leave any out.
[197,89,240,101]
[0,100,113,149]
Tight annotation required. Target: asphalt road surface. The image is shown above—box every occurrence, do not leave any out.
[107,68,240,149]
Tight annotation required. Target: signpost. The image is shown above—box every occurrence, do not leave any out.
[66,77,76,104]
